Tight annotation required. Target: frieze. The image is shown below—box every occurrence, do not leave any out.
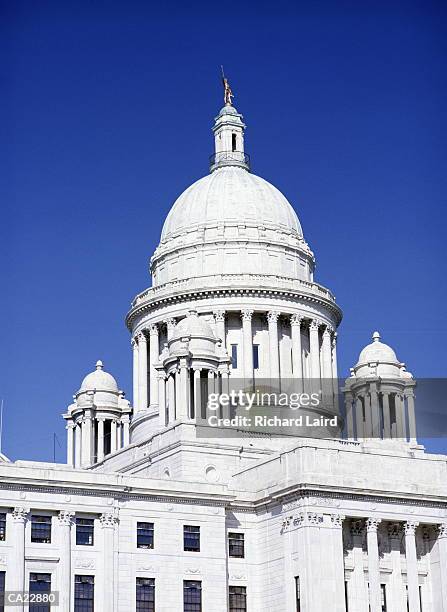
[75,559,95,569]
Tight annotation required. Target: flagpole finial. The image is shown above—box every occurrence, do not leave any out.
[221,66,234,106]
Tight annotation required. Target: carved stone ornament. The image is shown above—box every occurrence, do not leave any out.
[366,518,382,533]
[99,512,118,529]
[58,510,74,527]
[75,559,95,569]
[404,521,419,536]
[12,507,29,522]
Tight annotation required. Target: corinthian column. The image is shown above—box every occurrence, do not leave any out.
[290,315,303,391]
[241,310,254,387]
[100,513,118,612]
[97,417,105,462]
[132,337,139,412]
[214,310,226,344]
[74,422,81,467]
[267,311,280,382]
[165,318,176,340]
[405,521,421,612]
[366,518,382,612]
[309,320,321,392]
[137,331,148,412]
[405,389,417,443]
[66,421,75,466]
[149,324,159,406]
[10,508,28,612]
[58,511,74,612]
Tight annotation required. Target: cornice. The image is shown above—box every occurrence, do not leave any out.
[126,280,342,329]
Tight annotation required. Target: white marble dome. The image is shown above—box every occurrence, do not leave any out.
[353,332,412,379]
[160,166,303,241]
[79,360,119,392]
[169,310,218,356]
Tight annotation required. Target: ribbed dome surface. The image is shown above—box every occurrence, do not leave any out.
[357,332,398,365]
[161,166,303,241]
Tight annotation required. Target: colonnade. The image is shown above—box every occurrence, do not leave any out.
[66,414,130,467]
[132,310,339,417]
[6,507,117,612]
[344,385,417,442]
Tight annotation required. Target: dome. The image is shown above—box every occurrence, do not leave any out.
[160,166,303,242]
[79,360,119,392]
[357,332,398,365]
[172,310,216,341]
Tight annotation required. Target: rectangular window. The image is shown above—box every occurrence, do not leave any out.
[31,515,52,543]
[184,525,200,552]
[232,133,237,152]
[381,584,387,612]
[74,575,94,612]
[0,513,5,541]
[29,573,51,612]
[136,577,155,612]
[184,580,201,612]
[253,345,259,370]
[137,522,154,549]
[76,518,94,546]
[295,576,301,612]
[0,571,5,612]
[231,345,238,369]
[228,532,245,558]
[229,585,246,612]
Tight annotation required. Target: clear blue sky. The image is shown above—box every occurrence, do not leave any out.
[1,1,446,461]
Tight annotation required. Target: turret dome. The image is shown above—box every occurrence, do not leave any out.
[79,360,119,392]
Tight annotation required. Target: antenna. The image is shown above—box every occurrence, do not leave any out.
[53,432,62,463]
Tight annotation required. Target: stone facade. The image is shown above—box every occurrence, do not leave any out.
[0,96,446,612]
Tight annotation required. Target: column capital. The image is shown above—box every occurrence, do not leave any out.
[290,313,304,327]
[241,309,254,322]
[267,310,280,324]
[136,331,147,343]
[131,336,138,348]
[12,507,29,523]
[164,317,177,330]
[213,310,226,322]
[330,514,345,528]
[404,521,419,536]
[438,523,447,538]
[149,323,159,336]
[58,510,75,527]
[309,318,321,331]
[99,512,118,529]
[66,421,76,430]
[366,517,381,533]
[322,324,334,337]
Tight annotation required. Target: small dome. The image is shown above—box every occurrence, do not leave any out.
[172,311,216,341]
[79,360,119,392]
[357,331,398,364]
[217,104,239,117]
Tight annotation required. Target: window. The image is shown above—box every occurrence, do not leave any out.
[232,133,237,152]
[345,581,349,612]
[295,577,301,612]
[253,345,259,370]
[29,573,51,612]
[184,580,201,612]
[184,525,200,552]
[136,577,155,612]
[31,515,52,543]
[76,518,94,546]
[74,575,94,612]
[0,513,5,541]
[0,571,5,612]
[229,586,246,612]
[228,532,245,558]
[381,584,387,612]
[231,345,238,369]
[137,522,154,549]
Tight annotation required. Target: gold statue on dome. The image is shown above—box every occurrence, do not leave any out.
[221,66,234,106]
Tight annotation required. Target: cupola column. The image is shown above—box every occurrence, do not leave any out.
[110,419,117,453]
[157,374,166,427]
[97,418,105,462]
[66,421,75,466]
[149,324,159,406]
[405,389,417,443]
[74,422,81,467]
[122,415,130,446]
[355,395,364,439]
[168,374,176,422]
[214,310,226,344]
[382,392,391,439]
[194,369,202,420]
[137,332,148,412]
